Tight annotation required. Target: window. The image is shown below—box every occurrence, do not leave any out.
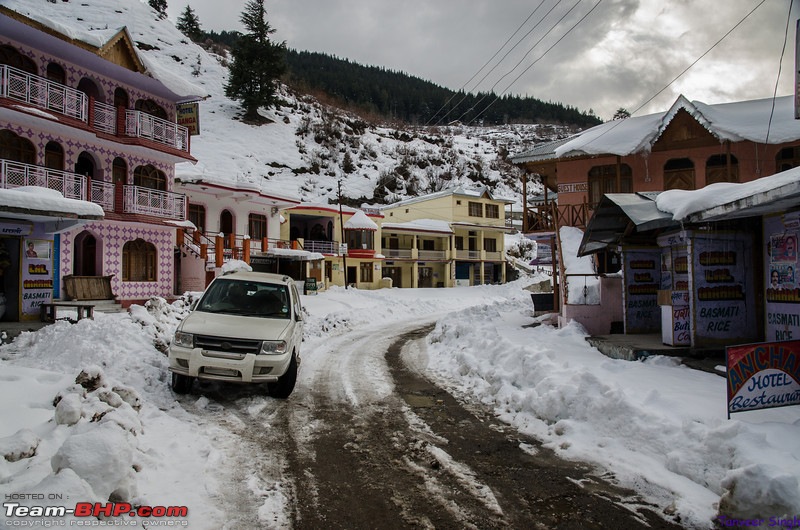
[122,239,156,281]
[133,164,166,191]
[248,213,267,240]
[484,238,497,252]
[422,239,435,251]
[359,262,373,283]
[588,164,632,206]
[46,63,66,84]
[455,236,464,250]
[663,158,695,190]
[776,147,800,172]
[112,157,127,184]
[0,130,35,164]
[44,142,64,170]
[188,204,206,234]
[468,202,483,217]
[485,204,499,219]
[706,154,739,185]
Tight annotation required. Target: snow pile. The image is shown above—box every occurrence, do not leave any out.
[559,225,600,304]
[425,300,800,527]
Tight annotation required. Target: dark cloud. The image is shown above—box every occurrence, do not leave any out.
[171,0,798,120]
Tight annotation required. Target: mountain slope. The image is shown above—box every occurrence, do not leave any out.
[4,0,582,207]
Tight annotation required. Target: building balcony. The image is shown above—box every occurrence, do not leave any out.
[1,65,190,153]
[0,159,186,221]
[383,248,413,259]
[418,250,448,261]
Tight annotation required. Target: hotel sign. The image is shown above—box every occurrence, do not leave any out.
[557,182,588,194]
[177,102,200,135]
[726,340,800,417]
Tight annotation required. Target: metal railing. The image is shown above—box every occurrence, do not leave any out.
[302,240,339,255]
[125,110,189,152]
[1,65,87,121]
[93,100,117,134]
[90,180,115,211]
[1,65,189,152]
[0,159,85,200]
[123,184,185,219]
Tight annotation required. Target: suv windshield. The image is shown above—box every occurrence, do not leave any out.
[195,279,290,318]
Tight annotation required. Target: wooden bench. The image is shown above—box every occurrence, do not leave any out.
[40,302,95,323]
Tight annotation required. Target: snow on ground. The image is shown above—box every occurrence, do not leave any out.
[1,272,799,529]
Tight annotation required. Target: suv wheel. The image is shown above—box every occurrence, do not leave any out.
[171,372,194,394]
[268,354,297,399]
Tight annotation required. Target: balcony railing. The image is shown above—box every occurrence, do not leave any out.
[418,250,447,260]
[90,180,115,211]
[455,250,481,260]
[2,65,189,153]
[383,248,413,259]
[126,110,188,151]
[1,65,87,121]
[0,159,85,200]
[123,185,185,220]
[303,240,339,255]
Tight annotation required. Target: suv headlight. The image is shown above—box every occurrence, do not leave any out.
[260,340,287,355]
[173,331,195,348]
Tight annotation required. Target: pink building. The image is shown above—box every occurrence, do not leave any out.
[0,7,205,315]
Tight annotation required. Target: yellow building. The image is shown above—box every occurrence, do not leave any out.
[380,186,513,288]
[280,203,385,290]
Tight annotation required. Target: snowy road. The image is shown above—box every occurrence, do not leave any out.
[184,317,684,529]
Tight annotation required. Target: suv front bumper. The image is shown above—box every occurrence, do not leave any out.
[168,346,293,383]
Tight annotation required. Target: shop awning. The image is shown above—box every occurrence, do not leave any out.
[577,193,679,256]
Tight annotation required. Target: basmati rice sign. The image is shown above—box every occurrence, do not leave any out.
[726,340,800,417]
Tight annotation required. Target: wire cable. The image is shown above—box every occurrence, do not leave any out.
[466,0,602,126]
[425,0,550,126]
[765,0,794,146]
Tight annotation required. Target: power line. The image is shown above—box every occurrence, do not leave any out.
[425,1,549,126]
[466,0,603,126]
[765,0,794,146]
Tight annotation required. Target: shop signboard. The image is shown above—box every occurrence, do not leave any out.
[691,235,754,344]
[21,238,53,321]
[622,248,660,333]
[726,339,800,417]
[765,214,800,342]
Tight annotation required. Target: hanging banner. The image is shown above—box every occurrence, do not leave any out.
[765,214,800,341]
[21,238,54,321]
[726,340,800,417]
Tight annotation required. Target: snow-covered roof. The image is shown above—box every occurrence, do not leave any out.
[511,95,800,163]
[344,210,378,231]
[0,187,104,218]
[656,166,800,222]
[380,185,514,209]
[0,4,206,102]
[380,219,454,234]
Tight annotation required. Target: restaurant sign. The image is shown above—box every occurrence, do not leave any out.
[726,340,800,417]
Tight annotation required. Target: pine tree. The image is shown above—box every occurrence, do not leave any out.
[224,0,286,123]
[148,0,168,20]
[613,107,631,120]
[176,5,203,42]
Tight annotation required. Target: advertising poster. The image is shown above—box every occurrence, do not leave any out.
[765,213,800,341]
[21,238,53,320]
[692,235,754,344]
[726,340,800,417]
[623,248,660,333]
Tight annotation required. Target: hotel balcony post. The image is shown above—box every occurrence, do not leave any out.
[243,238,251,264]
[215,235,224,268]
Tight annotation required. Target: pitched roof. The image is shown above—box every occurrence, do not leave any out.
[510,95,800,164]
[344,210,379,231]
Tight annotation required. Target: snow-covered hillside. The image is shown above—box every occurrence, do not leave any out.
[3,0,578,207]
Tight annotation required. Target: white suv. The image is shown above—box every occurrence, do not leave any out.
[168,271,304,398]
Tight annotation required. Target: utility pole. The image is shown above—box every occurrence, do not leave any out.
[338,179,348,289]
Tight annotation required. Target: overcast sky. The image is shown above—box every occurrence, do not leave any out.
[167,0,799,121]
